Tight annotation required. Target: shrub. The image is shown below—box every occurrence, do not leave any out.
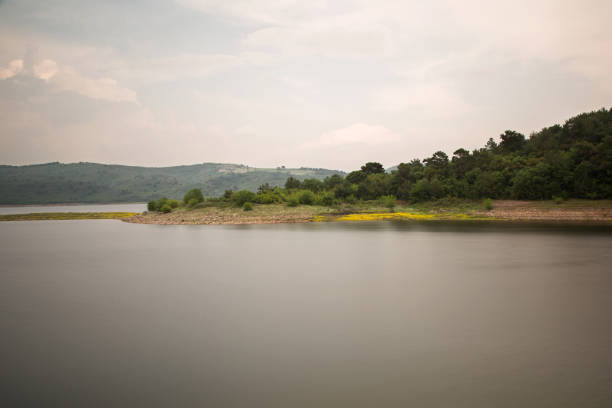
[285,176,301,189]
[183,188,204,205]
[301,178,324,192]
[253,192,276,204]
[242,202,253,211]
[147,200,157,212]
[287,194,299,207]
[187,198,199,208]
[553,196,564,205]
[483,198,493,211]
[345,195,357,204]
[168,199,179,209]
[316,191,335,206]
[223,189,233,200]
[298,190,315,205]
[160,203,172,213]
[380,195,396,211]
[232,190,256,206]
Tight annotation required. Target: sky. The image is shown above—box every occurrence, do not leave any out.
[0,0,610,171]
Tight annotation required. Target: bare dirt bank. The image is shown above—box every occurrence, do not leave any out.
[123,205,326,225]
[474,200,612,222]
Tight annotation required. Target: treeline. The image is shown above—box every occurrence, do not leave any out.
[148,108,611,211]
[287,107,610,202]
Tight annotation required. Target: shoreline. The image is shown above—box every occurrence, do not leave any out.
[123,200,612,225]
[2,200,610,225]
[0,202,145,207]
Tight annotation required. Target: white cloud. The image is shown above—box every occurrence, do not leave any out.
[0,59,23,80]
[50,67,139,103]
[33,59,58,80]
[301,123,401,150]
[374,83,469,114]
[176,0,329,25]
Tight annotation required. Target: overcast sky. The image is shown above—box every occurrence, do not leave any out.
[0,0,610,171]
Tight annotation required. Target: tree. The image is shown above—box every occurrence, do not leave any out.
[361,162,385,175]
[301,178,324,192]
[346,170,367,184]
[183,188,204,204]
[323,174,344,189]
[357,173,390,200]
[499,130,526,153]
[298,190,315,205]
[285,176,301,189]
[257,183,272,193]
[232,190,256,206]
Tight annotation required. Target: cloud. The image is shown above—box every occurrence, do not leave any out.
[0,59,23,79]
[5,55,138,103]
[176,0,329,25]
[301,123,401,150]
[33,59,58,80]
[373,83,469,115]
[50,67,138,103]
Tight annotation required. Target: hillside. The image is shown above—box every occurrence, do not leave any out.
[0,162,343,204]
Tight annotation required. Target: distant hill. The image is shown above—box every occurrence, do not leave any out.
[0,162,344,204]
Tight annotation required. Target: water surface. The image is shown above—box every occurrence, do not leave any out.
[1,220,611,407]
[0,203,146,214]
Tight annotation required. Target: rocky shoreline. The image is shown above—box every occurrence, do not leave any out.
[123,201,612,225]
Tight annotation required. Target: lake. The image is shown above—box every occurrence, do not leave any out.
[1,218,611,407]
[0,203,146,214]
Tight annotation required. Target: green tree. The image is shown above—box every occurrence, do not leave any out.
[183,188,204,204]
[232,190,256,206]
[298,190,315,205]
[285,176,301,189]
[361,162,385,175]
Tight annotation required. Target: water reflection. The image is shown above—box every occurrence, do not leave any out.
[1,221,611,407]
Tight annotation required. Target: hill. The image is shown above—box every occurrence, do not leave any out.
[0,162,344,204]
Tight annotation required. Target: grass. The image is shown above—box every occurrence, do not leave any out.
[0,212,138,221]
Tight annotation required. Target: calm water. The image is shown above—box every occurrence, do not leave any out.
[1,220,611,407]
[0,203,146,214]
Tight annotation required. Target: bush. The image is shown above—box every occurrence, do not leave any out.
[147,200,157,212]
[223,189,233,200]
[380,195,396,211]
[483,198,493,211]
[345,194,358,204]
[553,196,564,204]
[232,190,256,206]
[186,198,199,208]
[183,188,204,205]
[287,194,299,207]
[168,199,179,209]
[298,190,315,205]
[285,176,301,189]
[242,202,253,211]
[253,192,277,204]
[160,203,172,213]
[316,191,335,206]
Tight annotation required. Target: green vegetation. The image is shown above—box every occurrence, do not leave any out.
[242,202,253,211]
[0,162,343,205]
[141,109,611,217]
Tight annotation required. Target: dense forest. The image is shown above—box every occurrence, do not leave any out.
[0,162,342,205]
[146,109,611,213]
[351,107,611,201]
